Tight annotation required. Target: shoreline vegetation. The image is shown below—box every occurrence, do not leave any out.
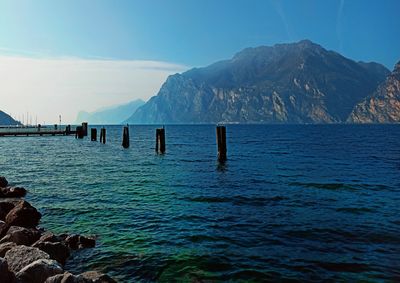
[0,176,116,283]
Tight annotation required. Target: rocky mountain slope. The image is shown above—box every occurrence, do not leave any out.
[348,61,400,123]
[76,99,145,124]
[126,40,389,124]
[0,111,20,126]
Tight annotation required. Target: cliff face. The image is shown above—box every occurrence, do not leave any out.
[127,40,389,124]
[348,61,400,123]
[0,111,20,126]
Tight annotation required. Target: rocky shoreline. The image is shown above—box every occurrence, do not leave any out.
[0,176,116,283]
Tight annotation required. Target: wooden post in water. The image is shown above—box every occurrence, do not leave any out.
[155,127,166,154]
[216,125,227,162]
[91,128,97,141]
[82,122,88,136]
[122,125,129,148]
[76,126,84,139]
[100,128,106,144]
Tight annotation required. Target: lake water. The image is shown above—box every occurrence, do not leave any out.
[1,124,399,282]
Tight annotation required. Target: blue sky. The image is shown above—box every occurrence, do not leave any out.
[1,0,399,67]
[0,0,399,123]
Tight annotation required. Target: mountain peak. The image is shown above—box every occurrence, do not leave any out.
[232,39,322,61]
[127,41,390,124]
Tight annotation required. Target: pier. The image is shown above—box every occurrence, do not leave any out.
[0,125,76,137]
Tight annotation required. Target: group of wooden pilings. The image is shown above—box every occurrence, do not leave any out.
[76,123,105,144]
[90,128,106,144]
[75,123,227,162]
[75,122,87,139]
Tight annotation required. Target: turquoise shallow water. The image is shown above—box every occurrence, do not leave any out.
[1,124,400,282]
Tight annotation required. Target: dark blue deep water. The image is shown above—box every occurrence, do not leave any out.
[1,124,400,282]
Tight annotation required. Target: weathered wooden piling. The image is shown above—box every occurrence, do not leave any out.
[91,128,97,141]
[155,128,166,154]
[75,126,84,139]
[216,125,227,162]
[122,126,130,148]
[100,128,106,144]
[82,122,88,137]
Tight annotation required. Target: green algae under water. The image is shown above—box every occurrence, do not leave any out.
[1,124,400,282]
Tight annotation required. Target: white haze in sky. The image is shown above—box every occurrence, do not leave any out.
[0,55,187,124]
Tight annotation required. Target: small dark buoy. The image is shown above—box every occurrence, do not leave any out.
[100,128,106,144]
[155,127,166,154]
[91,128,97,141]
[122,125,129,148]
[216,125,227,162]
[81,122,88,136]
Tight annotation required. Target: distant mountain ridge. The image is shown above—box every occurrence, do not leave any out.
[348,61,400,123]
[0,111,20,126]
[126,40,390,124]
[76,99,145,124]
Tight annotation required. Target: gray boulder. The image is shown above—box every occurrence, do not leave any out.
[0,241,17,257]
[34,232,63,245]
[5,245,50,273]
[0,225,41,246]
[16,259,63,283]
[5,200,42,228]
[33,241,71,265]
[80,271,117,283]
[45,272,91,283]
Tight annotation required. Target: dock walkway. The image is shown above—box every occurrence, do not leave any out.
[0,126,75,137]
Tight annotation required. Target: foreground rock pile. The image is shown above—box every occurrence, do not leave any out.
[0,176,116,283]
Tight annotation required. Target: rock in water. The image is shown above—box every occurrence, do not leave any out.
[5,245,50,273]
[0,186,27,198]
[0,257,17,283]
[80,271,117,283]
[16,259,63,283]
[65,234,95,250]
[0,226,41,246]
[78,235,96,249]
[0,176,8,188]
[64,234,80,250]
[45,272,91,283]
[33,241,71,266]
[348,61,400,123]
[5,200,42,228]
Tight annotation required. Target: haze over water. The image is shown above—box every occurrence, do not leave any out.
[1,124,399,282]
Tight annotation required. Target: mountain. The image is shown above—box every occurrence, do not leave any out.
[126,40,389,124]
[348,61,400,123]
[0,111,20,126]
[76,99,145,124]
